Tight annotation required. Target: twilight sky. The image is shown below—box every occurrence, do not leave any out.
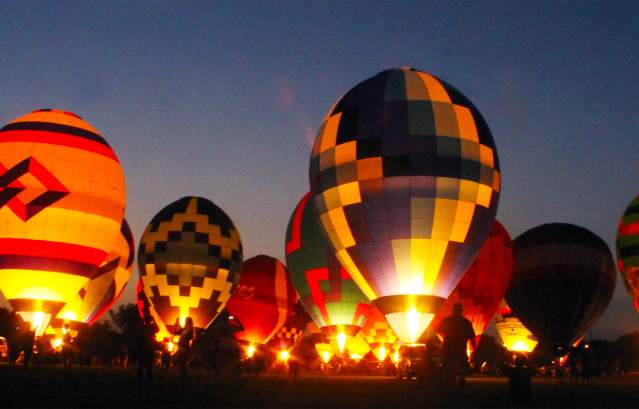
[0,1,637,339]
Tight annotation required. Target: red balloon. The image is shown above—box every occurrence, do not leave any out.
[267,300,311,352]
[226,255,297,345]
[430,220,513,339]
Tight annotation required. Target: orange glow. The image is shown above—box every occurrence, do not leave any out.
[385,309,434,343]
[167,341,175,353]
[336,332,347,354]
[377,346,387,361]
[279,350,290,362]
[247,345,255,358]
[315,343,333,364]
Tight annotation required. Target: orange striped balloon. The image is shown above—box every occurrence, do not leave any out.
[56,219,134,324]
[0,109,126,335]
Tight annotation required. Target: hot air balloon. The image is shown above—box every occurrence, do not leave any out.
[330,330,371,360]
[430,219,513,342]
[0,109,126,336]
[138,196,243,333]
[285,193,370,353]
[267,299,311,355]
[56,219,134,325]
[494,299,538,353]
[361,306,398,361]
[616,194,639,313]
[226,255,297,352]
[135,279,170,341]
[507,223,616,350]
[308,68,501,343]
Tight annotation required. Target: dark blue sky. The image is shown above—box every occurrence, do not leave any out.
[0,1,637,339]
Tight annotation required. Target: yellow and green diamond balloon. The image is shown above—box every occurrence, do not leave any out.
[309,67,500,343]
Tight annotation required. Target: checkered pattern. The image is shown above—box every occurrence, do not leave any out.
[361,306,397,349]
[617,194,639,313]
[509,223,615,347]
[267,300,310,351]
[285,193,370,331]
[308,67,500,304]
[138,196,243,330]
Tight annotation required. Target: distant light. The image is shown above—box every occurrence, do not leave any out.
[168,341,175,352]
[584,344,590,349]
[52,338,62,349]
[228,315,235,320]
[350,353,362,360]
[247,345,255,358]
[279,350,290,362]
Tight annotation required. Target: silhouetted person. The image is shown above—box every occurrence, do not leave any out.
[6,311,21,368]
[62,323,74,371]
[160,342,171,375]
[437,303,476,398]
[10,313,35,369]
[423,333,442,392]
[505,354,535,403]
[177,317,194,382]
[137,317,158,383]
[581,348,592,382]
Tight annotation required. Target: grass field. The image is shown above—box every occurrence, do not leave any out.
[1,366,637,408]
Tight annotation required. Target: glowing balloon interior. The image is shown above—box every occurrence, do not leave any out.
[308,67,500,342]
[57,219,134,324]
[0,109,126,335]
[226,255,297,345]
[494,299,538,353]
[285,192,370,341]
[430,219,513,338]
[138,196,243,331]
[361,306,398,360]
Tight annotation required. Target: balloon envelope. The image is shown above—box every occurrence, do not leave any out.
[361,305,398,360]
[285,192,370,340]
[430,219,513,338]
[616,194,639,313]
[226,255,297,345]
[0,109,126,335]
[267,300,311,353]
[138,196,243,332]
[494,299,537,353]
[136,279,170,341]
[507,223,615,349]
[308,68,501,342]
[57,219,134,324]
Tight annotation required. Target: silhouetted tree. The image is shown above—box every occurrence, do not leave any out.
[75,321,121,367]
[610,332,639,373]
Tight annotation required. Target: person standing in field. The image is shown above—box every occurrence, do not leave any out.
[177,317,194,382]
[437,302,476,398]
